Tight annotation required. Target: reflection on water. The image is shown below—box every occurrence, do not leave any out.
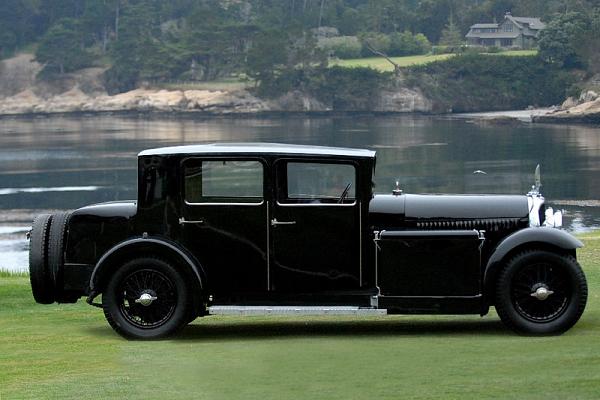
[1,115,599,271]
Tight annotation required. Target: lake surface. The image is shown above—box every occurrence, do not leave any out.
[1,114,599,272]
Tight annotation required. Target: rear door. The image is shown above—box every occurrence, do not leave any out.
[180,157,268,295]
[270,159,362,293]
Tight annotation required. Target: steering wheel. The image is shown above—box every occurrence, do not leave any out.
[338,182,352,204]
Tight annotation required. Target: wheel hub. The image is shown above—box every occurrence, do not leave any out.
[135,292,158,306]
[530,286,554,301]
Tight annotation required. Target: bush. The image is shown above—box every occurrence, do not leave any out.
[485,46,502,53]
[389,31,431,56]
[405,53,574,112]
[256,66,392,110]
[318,36,362,59]
[432,45,450,55]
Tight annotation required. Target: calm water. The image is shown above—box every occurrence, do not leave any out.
[1,114,599,271]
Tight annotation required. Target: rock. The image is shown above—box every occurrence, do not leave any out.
[560,96,578,110]
[376,88,432,112]
[579,90,598,103]
[473,116,523,126]
[273,90,330,112]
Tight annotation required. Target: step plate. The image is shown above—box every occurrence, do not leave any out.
[208,306,387,316]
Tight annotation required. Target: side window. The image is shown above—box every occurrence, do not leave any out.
[282,162,356,204]
[184,159,263,204]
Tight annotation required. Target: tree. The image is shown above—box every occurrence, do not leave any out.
[245,29,289,86]
[35,18,92,74]
[103,3,160,93]
[439,15,463,46]
[358,32,391,57]
[538,11,590,68]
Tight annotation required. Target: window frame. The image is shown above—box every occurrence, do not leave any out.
[275,158,359,208]
[181,156,267,206]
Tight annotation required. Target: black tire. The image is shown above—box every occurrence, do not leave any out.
[495,249,587,335]
[102,257,191,339]
[29,214,54,304]
[47,212,70,301]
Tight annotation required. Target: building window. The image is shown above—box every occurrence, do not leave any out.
[501,39,513,46]
[504,23,513,32]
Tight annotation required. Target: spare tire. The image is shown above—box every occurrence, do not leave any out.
[47,212,71,302]
[29,214,54,304]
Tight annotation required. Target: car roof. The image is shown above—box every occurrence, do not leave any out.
[139,143,376,158]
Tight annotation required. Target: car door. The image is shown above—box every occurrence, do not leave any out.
[180,157,269,295]
[270,159,362,293]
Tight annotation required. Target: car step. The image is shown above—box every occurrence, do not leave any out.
[207,305,387,316]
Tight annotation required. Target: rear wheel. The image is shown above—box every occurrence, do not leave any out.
[495,250,587,335]
[102,257,191,339]
[29,214,54,304]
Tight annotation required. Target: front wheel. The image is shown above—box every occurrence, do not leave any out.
[103,258,191,339]
[495,250,587,335]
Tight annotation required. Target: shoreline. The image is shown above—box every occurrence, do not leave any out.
[0,106,586,123]
[1,107,594,126]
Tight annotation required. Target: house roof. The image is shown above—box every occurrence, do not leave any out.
[468,14,545,33]
[139,143,376,158]
[466,32,520,39]
[512,16,545,29]
[470,23,499,28]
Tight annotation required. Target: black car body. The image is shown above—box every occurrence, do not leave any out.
[29,143,587,339]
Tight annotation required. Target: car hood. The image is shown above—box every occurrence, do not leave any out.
[369,194,529,230]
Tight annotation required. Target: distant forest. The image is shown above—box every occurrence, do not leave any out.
[0,0,598,94]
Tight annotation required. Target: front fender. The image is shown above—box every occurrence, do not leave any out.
[89,236,205,294]
[483,227,583,297]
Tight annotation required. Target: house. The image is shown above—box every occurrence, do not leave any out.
[465,12,545,49]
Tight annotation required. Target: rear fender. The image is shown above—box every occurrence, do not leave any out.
[89,236,205,294]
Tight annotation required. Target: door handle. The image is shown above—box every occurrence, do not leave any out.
[271,218,296,227]
[179,217,205,225]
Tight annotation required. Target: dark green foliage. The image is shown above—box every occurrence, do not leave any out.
[103,3,159,93]
[35,18,92,74]
[539,11,600,68]
[318,36,362,59]
[258,66,392,110]
[439,16,464,47]
[389,32,431,57]
[1,0,598,97]
[358,32,391,57]
[405,54,574,112]
[245,30,289,87]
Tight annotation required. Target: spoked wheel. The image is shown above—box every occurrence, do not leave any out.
[103,258,191,339]
[118,269,177,329]
[496,250,587,335]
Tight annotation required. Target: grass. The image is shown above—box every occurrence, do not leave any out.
[149,77,253,92]
[1,230,599,399]
[331,50,538,72]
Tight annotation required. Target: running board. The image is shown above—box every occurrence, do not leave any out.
[208,306,387,316]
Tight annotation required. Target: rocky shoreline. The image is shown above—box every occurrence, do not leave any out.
[1,54,599,123]
[0,86,434,117]
[532,90,600,124]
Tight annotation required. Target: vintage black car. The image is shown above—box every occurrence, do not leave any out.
[29,143,587,339]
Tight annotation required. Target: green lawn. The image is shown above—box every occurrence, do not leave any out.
[331,50,538,72]
[150,78,252,92]
[1,230,599,399]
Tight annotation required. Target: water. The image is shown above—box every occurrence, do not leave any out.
[1,114,599,272]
